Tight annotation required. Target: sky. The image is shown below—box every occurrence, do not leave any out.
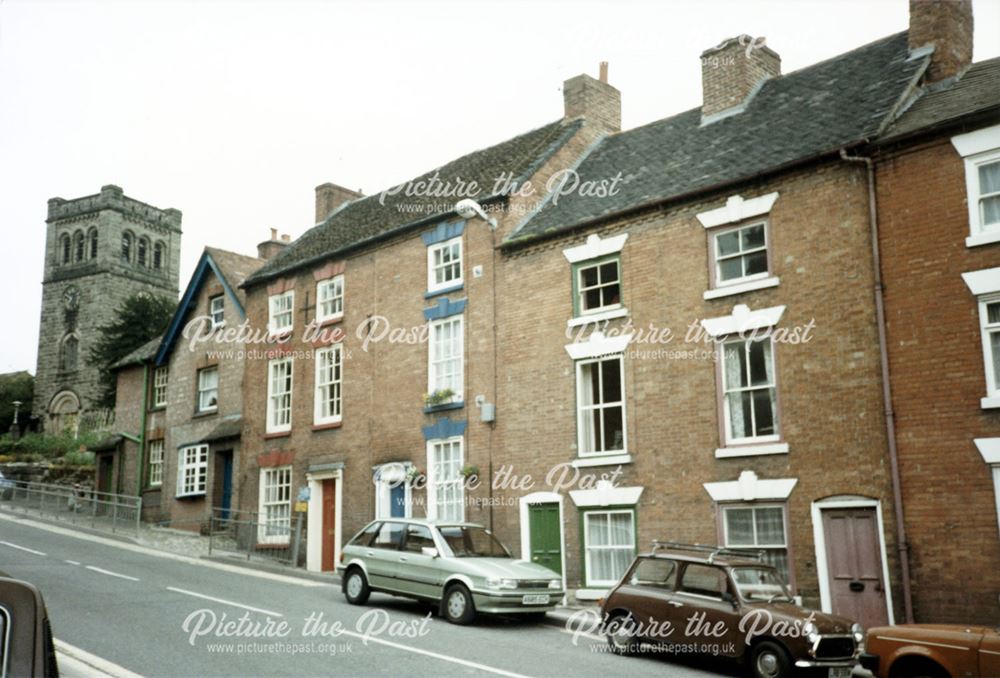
[1,0,998,374]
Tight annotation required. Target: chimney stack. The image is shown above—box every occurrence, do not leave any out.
[563,63,621,133]
[701,35,780,119]
[315,183,363,223]
[909,0,973,83]
[257,229,290,260]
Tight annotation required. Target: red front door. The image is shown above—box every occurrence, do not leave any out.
[321,478,337,571]
[821,507,889,629]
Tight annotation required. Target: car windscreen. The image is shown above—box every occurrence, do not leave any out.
[437,526,511,557]
[731,566,793,602]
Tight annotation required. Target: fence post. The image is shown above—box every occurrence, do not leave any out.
[91,489,97,528]
[111,496,118,534]
[208,512,214,556]
[135,496,142,537]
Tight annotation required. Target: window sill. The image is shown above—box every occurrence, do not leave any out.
[317,314,344,327]
[175,492,206,500]
[263,430,292,440]
[312,421,342,432]
[425,283,464,299]
[567,307,629,328]
[714,442,789,458]
[192,410,218,419]
[981,396,1000,409]
[966,231,1000,248]
[704,276,780,300]
[572,453,632,468]
[423,401,464,414]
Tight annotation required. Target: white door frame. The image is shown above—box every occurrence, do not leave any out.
[519,492,567,595]
[306,469,343,573]
[810,495,895,625]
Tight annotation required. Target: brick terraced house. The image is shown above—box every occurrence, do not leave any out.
[870,0,1000,623]
[237,89,614,571]
[110,246,265,526]
[210,0,999,627]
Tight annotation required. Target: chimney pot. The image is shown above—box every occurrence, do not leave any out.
[909,0,973,83]
[270,227,278,241]
[599,61,609,83]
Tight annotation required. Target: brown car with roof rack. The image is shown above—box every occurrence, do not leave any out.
[598,541,863,678]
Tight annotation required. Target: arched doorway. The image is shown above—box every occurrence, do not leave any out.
[48,390,80,437]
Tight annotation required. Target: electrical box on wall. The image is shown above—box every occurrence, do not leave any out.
[480,403,496,422]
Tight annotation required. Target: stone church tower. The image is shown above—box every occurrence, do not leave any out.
[33,185,182,434]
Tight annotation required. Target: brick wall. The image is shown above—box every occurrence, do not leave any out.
[876,134,1000,623]
[496,159,901,613]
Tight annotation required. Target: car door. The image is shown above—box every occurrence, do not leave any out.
[396,524,441,599]
[979,628,1000,677]
[615,557,680,643]
[673,563,741,658]
[365,521,405,589]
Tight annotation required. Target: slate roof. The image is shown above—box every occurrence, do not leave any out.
[110,336,162,371]
[244,118,585,286]
[203,247,264,306]
[155,246,265,365]
[506,32,926,246]
[880,56,1000,141]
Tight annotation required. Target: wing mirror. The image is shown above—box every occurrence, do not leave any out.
[721,591,738,607]
[0,576,59,677]
[421,547,439,558]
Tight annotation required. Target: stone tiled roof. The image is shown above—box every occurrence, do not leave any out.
[244,118,585,286]
[880,56,1000,141]
[110,336,162,371]
[505,32,925,246]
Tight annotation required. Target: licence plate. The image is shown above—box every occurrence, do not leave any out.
[828,668,851,678]
[522,594,550,605]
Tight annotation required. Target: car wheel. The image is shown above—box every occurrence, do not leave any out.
[442,584,475,625]
[751,640,792,678]
[605,613,640,656]
[343,568,370,605]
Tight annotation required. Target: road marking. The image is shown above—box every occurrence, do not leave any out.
[337,629,535,678]
[55,639,142,678]
[86,565,139,582]
[556,626,604,643]
[65,559,81,565]
[0,512,324,588]
[166,587,284,617]
[0,540,46,556]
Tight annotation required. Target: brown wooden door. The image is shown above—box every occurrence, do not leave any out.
[821,507,889,629]
[321,479,337,571]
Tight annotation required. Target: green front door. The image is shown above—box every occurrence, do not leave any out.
[527,503,562,575]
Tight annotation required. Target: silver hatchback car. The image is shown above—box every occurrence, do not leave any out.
[337,518,564,624]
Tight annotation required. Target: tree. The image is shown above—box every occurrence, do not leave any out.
[89,292,176,408]
[0,371,34,434]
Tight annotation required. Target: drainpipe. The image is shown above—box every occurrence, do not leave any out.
[839,148,914,624]
[134,363,150,497]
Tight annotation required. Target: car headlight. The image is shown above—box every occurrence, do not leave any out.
[548,579,561,590]
[851,622,864,644]
[485,577,517,590]
[804,621,820,644]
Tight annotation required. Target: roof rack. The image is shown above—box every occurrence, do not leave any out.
[650,540,765,565]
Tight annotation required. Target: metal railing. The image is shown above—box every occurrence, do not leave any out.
[0,481,142,537]
[207,507,305,568]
